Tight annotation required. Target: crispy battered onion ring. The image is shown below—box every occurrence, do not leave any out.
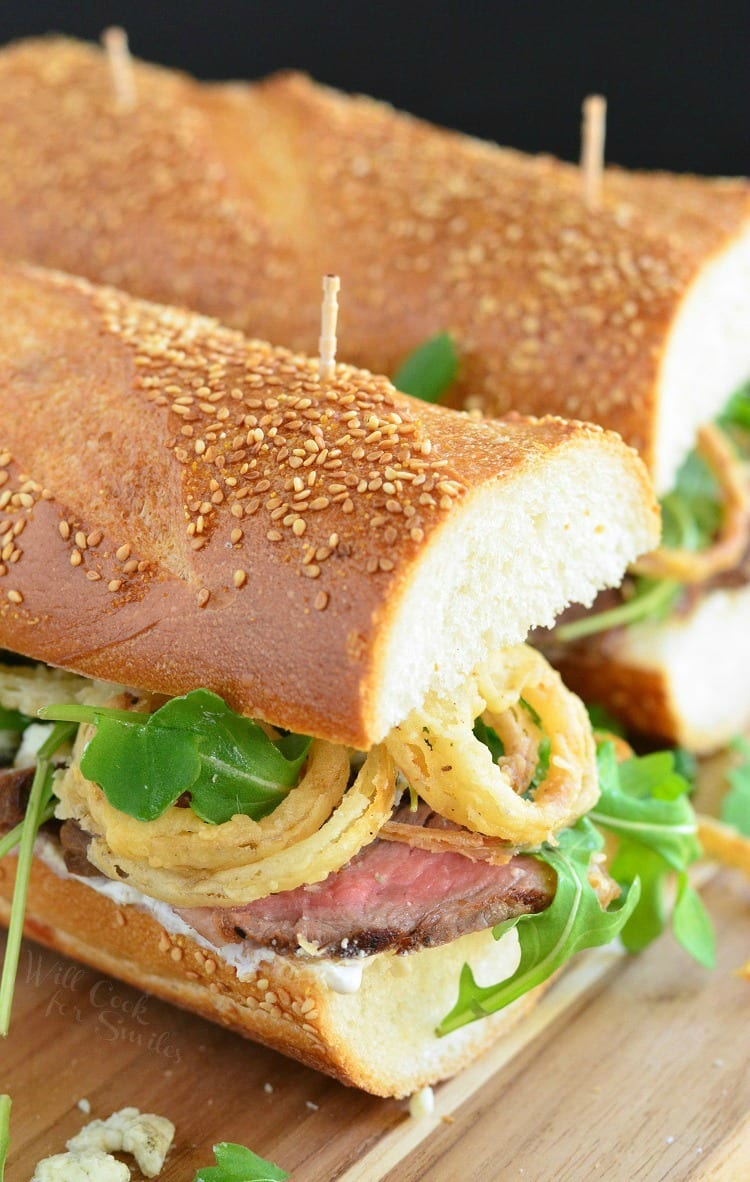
[632,423,750,583]
[384,644,598,845]
[55,734,398,908]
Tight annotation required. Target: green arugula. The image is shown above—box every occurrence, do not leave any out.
[721,736,750,837]
[472,716,504,762]
[438,741,714,1034]
[0,721,76,1037]
[0,1095,9,1182]
[194,1141,289,1182]
[555,382,750,645]
[554,576,681,644]
[473,702,550,794]
[40,690,311,825]
[719,379,750,432]
[591,744,714,965]
[392,332,458,403]
[0,706,32,734]
[660,450,723,552]
[586,703,626,737]
[437,817,640,1035]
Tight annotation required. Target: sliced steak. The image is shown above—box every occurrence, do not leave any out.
[179,839,555,959]
[0,766,34,831]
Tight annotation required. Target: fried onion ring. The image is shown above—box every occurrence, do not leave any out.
[56,736,398,908]
[632,423,750,583]
[57,727,352,872]
[384,644,598,845]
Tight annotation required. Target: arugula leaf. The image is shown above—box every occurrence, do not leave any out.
[392,333,458,403]
[194,1141,289,1182]
[586,703,626,737]
[661,451,723,552]
[0,1095,9,1182]
[591,743,712,964]
[0,706,31,734]
[719,379,750,432]
[673,873,716,969]
[437,818,640,1034]
[472,716,504,762]
[554,577,681,644]
[473,705,549,793]
[0,721,76,1036]
[40,691,311,826]
[721,736,750,837]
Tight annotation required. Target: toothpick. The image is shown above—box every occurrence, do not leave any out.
[318,275,340,382]
[580,94,607,210]
[102,26,137,112]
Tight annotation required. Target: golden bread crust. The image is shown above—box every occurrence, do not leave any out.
[0,38,747,474]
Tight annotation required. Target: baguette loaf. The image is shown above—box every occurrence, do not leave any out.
[0,262,657,749]
[0,37,748,492]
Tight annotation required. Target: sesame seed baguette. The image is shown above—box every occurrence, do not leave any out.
[0,262,658,749]
[0,850,546,1098]
[0,37,749,493]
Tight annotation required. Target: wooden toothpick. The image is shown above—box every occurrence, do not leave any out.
[101,26,137,112]
[580,94,607,210]
[318,275,340,381]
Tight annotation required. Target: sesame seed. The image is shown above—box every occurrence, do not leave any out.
[70,549,83,567]
[197,589,210,607]
[292,519,306,537]
[314,591,329,611]
[7,590,22,604]
[75,531,87,550]
[86,570,102,581]
[303,564,321,579]
[233,569,247,588]
[108,579,123,592]
[116,543,131,562]
[87,529,104,547]
[230,527,243,544]
[123,559,139,573]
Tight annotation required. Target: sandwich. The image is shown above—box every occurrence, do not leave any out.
[0,37,747,753]
[0,261,693,1102]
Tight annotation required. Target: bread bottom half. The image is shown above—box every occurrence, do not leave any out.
[0,852,543,1098]
[554,584,750,754]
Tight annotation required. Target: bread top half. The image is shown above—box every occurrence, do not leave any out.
[0,264,658,746]
[0,38,748,493]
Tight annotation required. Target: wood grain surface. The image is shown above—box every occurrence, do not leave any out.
[2,868,748,1181]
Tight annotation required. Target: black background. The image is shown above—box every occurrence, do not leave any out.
[1,1,748,174]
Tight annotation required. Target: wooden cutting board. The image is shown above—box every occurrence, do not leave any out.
[3,868,749,1181]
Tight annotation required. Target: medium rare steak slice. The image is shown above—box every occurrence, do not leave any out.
[179,838,555,959]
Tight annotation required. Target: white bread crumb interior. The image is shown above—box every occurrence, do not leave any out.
[611,583,750,752]
[375,437,658,741]
[656,223,750,494]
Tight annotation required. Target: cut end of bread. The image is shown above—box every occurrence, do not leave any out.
[612,584,750,752]
[373,429,660,741]
[556,583,750,754]
[656,220,750,494]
